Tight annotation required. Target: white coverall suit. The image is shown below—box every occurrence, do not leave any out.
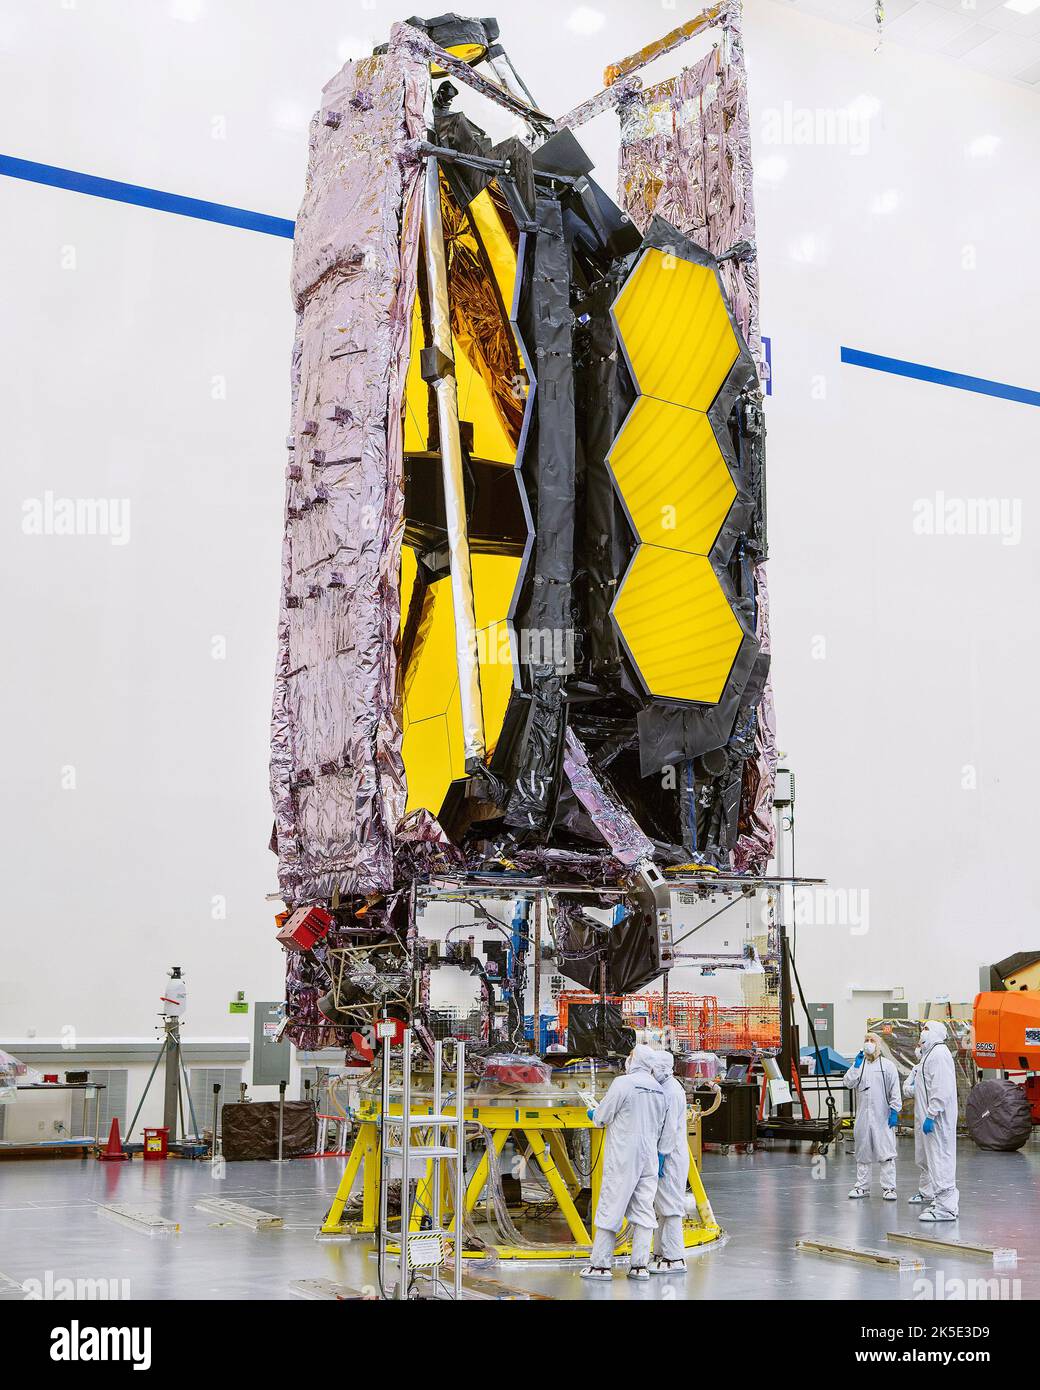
[588,1044,668,1270]
[651,1050,690,1265]
[844,1049,902,1194]
[915,1022,960,1218]
[903,1051,932,1203]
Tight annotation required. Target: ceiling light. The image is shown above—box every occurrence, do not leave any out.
[966,134,1001,158]
[758,155,789,183]
[847,92,881,122]
[568,6,606,34]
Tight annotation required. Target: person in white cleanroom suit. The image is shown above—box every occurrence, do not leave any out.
[581,1043,668,1281]
[913,1020,960,1221]
[843,1031,902,1200]
[648,1050,690,1274]
[902,1041,933,1207]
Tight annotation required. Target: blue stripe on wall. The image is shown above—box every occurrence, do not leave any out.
[0,154,295,239]
[841,346,1040,409]
[2,155,1036,413]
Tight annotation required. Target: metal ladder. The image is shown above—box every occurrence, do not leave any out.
[376,1029,465,1300]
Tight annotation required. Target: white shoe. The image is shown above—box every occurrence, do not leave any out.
[627,1265,650,1281]
[649,1257,687,1275]
[579,1265,614,1280]
[882,1190,897,1201]
[919,1208,956,1222]
[908,1192,928,1204]
[847,1188,869,1199]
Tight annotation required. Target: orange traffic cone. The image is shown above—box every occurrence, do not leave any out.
[98,1117,128,1162]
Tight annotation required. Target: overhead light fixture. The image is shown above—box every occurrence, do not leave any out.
[757,155,789,184]
[846,92,881,122]
[789,232,820,264]
[1004,0,1040,14]
[567,6,607,35]
[870,188,900,215]
[966,134,1001,159]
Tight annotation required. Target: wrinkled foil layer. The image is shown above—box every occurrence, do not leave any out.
[617,21,759,363]
[732,561,777,871]
[563,728,655,869]
[270,53,426,907]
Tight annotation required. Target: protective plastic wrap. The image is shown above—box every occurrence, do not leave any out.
[965,1079,1033,1152]
[504,193,576,835]
[732,562,778,871]
[477,1053,554,1091]
[0,1047,38,1100]
[270,52,426,906]
[566,1001,636,1058]
[219,1101,318,1161]
[562,728,654,868]
[870,1016,975,1125]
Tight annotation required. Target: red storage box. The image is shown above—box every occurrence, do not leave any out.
[276,904,333,951]
[143,1126,169,1161]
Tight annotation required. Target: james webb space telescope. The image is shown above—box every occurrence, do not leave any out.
[268,8,775,1054]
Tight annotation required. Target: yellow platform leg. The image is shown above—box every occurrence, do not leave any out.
[320,1120,378,1236]
[525,1128,592,1246]
[318,1099,722,1256]
[686,1138,716,1227]
[547,1130,581,1195]
[463,1126,510,1218]
[681,1140,722,1249]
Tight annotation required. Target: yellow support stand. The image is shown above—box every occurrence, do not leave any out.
[320,1095,723,1259]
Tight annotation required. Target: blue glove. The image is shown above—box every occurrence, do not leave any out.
[888,1109,899,1128]
[854,1051,864,1067]
[922,1117,935,1135]
[586,1107,596,1122]
[658,1153,666,1177]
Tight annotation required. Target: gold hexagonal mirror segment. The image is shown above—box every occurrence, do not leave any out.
[611,545,744,705]
[607,395,737,555]
[612,248,740,412]
[399,548,520,816]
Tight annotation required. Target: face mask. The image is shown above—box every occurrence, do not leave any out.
[864,1042,877,1058]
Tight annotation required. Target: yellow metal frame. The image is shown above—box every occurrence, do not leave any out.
[320,1098,722,1260]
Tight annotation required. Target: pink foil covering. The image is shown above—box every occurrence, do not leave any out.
[732,562,777,872]
[563,729,655,869]
[270,53,426,907]
[617,36,758,361]
[615,4,776,873]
